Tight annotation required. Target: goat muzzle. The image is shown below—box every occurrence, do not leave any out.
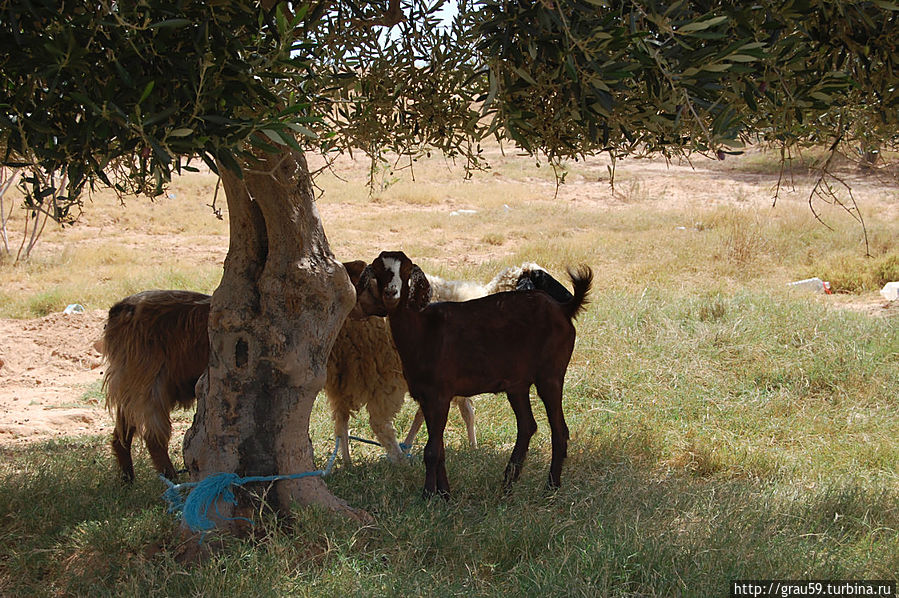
[383,292,400,310]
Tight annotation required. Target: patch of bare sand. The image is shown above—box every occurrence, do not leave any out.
[0,310,110,445]
[827,293,899,318]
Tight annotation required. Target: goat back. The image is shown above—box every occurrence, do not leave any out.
[394,290,577,397]
[102,290,211,440]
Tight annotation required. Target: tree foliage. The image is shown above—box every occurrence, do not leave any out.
[0,0,324,221]
[479,0,899,163]
[1,0,898,223]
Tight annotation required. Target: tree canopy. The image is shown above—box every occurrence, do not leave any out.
[2,0,898,225]
[482,1,899,162]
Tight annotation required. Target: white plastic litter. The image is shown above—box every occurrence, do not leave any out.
[880,281,899,301]
[449,209,477,216]
[63,303,85,314]
[787,277,830,294]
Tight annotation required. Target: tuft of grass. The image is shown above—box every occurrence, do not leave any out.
[80,381,106,408]
[480,232,505,246]
[26,288,68,317]
[815,252,899,293]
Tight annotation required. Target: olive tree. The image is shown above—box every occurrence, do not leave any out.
[2,0,897,536]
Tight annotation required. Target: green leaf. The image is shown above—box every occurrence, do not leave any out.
[482,69,499,114]
[677,16,729,34]
[148,138,172,165]
[277,103,312,117]
[138,81,155,105]
[275,128,304,151]
[262,129,285,146]
[168,128,194,137]
[285,123,318,139]
[248,134,281,154]
[147,19,192,29]
[143,106,179,127]
[216,148,242,177]
[513,67,537,85]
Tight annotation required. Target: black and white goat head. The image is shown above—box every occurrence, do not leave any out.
[355,250,432,316]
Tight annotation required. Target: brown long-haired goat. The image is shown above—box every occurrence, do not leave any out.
[356,251,592,498]
[102,290,211,482]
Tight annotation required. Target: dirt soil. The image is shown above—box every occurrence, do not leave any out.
[0,310,109,444]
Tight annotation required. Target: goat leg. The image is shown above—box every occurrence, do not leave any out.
[146,430,177,481]
[502,387,537,491]
[455,397,478,449]
[402,408,425,449]
[367,406,405,464]
[419,396,451,499]
[111,407,136,483]
[406,397,476,450]
[536,379,569,490]
[333,409,353,466]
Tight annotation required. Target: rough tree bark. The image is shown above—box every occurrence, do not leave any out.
[182,147,360,535]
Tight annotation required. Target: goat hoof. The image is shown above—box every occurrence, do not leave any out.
[503,463,522,488]
[545,475,561,492]
[422,487,451,501]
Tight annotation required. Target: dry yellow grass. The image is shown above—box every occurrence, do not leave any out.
[1,145,897,317]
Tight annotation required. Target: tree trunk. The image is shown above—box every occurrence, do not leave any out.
[182,147,359,535]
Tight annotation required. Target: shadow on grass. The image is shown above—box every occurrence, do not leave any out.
[322,435,899,596]
[0,437,176,596]
[1,433,896,597]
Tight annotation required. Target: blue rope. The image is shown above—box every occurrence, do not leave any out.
[160,434,415,535]
[161,437,341,534]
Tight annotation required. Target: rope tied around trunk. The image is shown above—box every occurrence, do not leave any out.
[161,437,341,534]
[161,434,415,535]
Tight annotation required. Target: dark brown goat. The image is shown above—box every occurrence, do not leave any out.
[102,290,211,482]
[356,251,592,498]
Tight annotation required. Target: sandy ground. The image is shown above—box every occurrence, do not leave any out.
[0,310,110,444]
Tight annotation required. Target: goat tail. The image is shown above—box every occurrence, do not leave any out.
[564,265,593,321]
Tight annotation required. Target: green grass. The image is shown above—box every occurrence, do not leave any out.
[1,146,897,595]
[1,290,896,596]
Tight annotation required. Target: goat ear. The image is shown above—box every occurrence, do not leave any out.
[406,264,432,310]
[355,264,374,294]
[516,276,536,291]
[342,260,368,286]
